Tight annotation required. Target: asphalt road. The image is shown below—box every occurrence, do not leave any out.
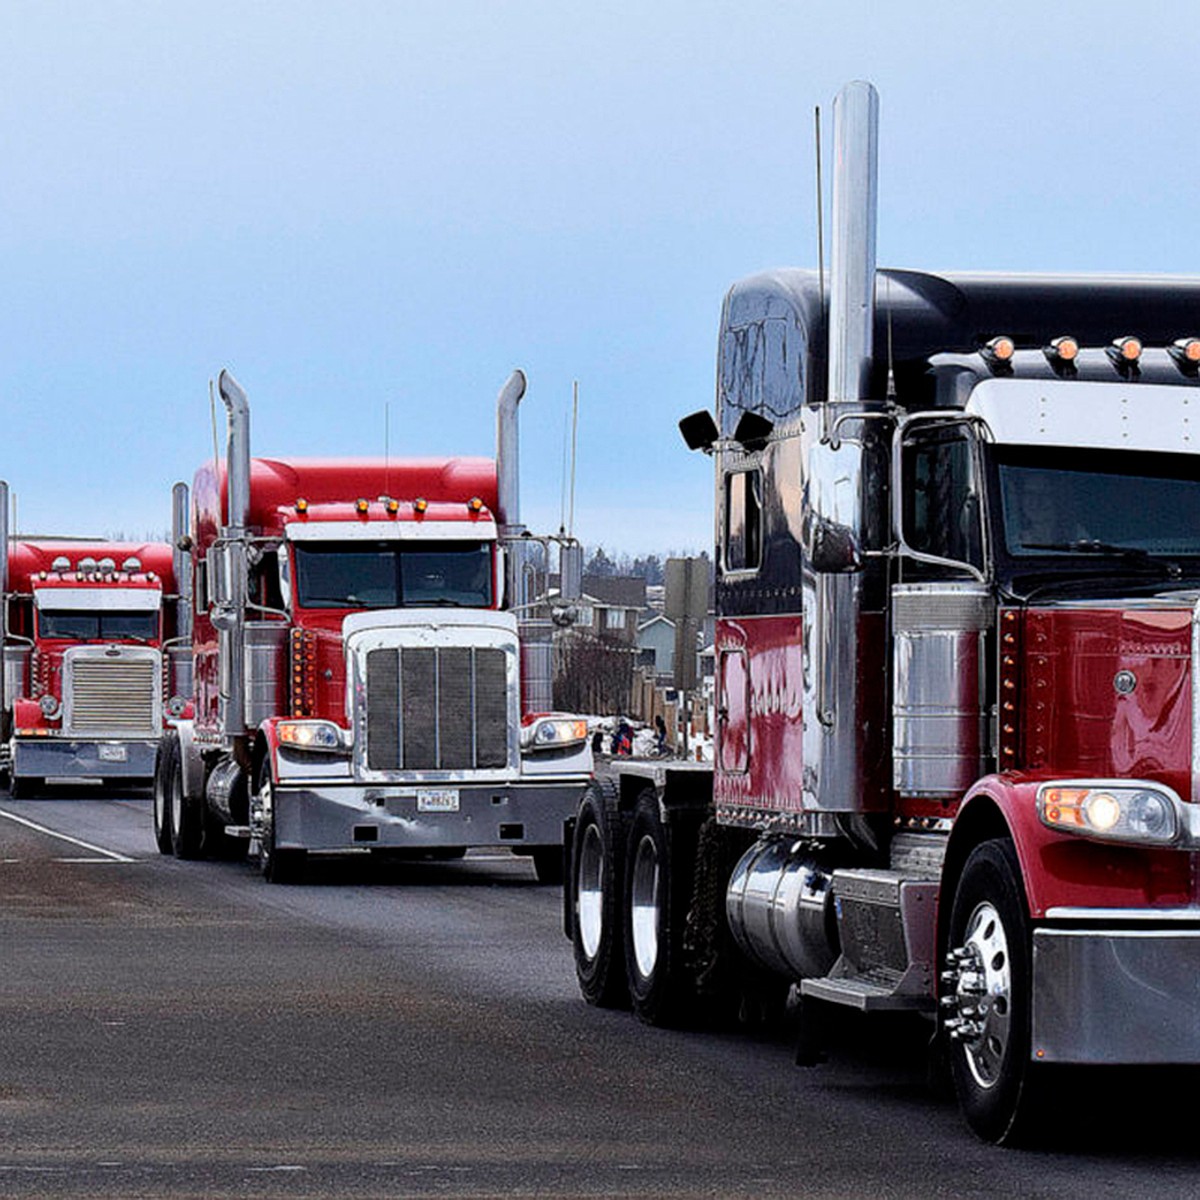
[3,788,1200,1198]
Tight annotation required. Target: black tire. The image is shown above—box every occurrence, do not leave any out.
[622,788,697,1027]
[169,742,205,860]
[570,778,628,1008]
[256,759,306,885]
[152,734,178,854]
[943,838,1040,1144]
[532,846,564,886]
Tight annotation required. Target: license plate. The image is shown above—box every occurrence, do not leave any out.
[99,745,127,763]
[416,788,460,813]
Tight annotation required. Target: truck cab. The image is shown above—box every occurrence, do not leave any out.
[566,80,1200,1147]
[157,371,591,882]
[3,538,183,794]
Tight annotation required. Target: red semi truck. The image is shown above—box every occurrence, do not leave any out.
[0,492,191,795]
[155,369,591,882]
[566,81,1200,1143]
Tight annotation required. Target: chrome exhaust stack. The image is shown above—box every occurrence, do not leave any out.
[215,369,251,739]
[827,80,879,408]
[495,369,526,540]
[171,481,193,646]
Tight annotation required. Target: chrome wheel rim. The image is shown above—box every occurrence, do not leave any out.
[576,822,604,960]
[629,833,660,980]
[953,900,1013,1090]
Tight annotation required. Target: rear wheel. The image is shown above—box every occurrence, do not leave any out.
[169,745,204,859]
[943,838,1039,1144]
[571,778,628,1008]
[8,776,39,800]
[152,734,177,854]
[256,760,306,885]
[623,789,697,1026]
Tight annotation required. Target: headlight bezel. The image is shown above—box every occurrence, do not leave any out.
[1036,779,1184,848]
[276,719,346,753]
[522,716,589,751]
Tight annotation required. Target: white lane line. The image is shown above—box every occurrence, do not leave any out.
[0,808,134,863]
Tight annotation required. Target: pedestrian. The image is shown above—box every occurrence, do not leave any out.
[654,714,667,755]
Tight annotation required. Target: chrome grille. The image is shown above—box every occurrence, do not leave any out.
[367,646,509,771]
[66,657,159,737]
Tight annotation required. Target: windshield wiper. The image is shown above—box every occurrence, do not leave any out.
[1024,540,1155,561]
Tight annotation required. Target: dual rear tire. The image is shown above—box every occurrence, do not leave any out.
[571,781,697,1024]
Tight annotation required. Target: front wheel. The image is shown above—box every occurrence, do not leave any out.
[152,733,177,854]
[255,761,306,885]
[169,744,204,859]
[943,838,1039,1144]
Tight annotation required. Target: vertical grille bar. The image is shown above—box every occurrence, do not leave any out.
[401,648,437,769]
[438,647,473,768]
[475,649,508,768]
[366,648,400,770]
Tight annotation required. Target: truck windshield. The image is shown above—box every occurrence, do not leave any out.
[996,445,1200,558]
[293,541,493,609]
[38,610,158,641]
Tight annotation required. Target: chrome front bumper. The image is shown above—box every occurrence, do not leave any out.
[1033,913,1200,1064]
[12,737,159,781]
[271,778,588,853]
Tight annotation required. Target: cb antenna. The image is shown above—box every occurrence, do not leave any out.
[568,380,579,538]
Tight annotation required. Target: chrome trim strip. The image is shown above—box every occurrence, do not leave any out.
[1045,906,1200,923]
[284,520,496,542]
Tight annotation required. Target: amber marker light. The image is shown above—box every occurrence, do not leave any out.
[355,498,370,515]
[981,335,1016,368]
[1107,335,1142,368]
[1043,335,1079,370]
[295,498,309,514]
[1169,337,1200,373]
[468,496,484,513]
[386,498,400,516]
[413,498,429,514]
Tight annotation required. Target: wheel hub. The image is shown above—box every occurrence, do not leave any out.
[629,834,660,979]
[576,823,605,960]
[941,900,1012,1089]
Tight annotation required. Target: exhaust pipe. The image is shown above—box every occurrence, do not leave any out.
[827,80,879,406]
[495,369,527,536]
[216,369,251,738]
[218,369,251,534]
[171,481,193,645]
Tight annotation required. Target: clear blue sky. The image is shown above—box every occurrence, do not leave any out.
[2,1,1196,557]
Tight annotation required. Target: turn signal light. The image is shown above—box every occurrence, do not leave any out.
[1107,336,1142,368]
[1169,338,1200,372]
[981,336,1015,368]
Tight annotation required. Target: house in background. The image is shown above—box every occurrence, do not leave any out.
[636,613,676,681]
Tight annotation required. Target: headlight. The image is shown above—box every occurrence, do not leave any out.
[39,694,61,720]
[1038,782,1181,846]
[523,717,588,750]
[277,720,344,752]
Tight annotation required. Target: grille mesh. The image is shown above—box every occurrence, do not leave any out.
[67,658,158,736]
[366,645,510,772]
